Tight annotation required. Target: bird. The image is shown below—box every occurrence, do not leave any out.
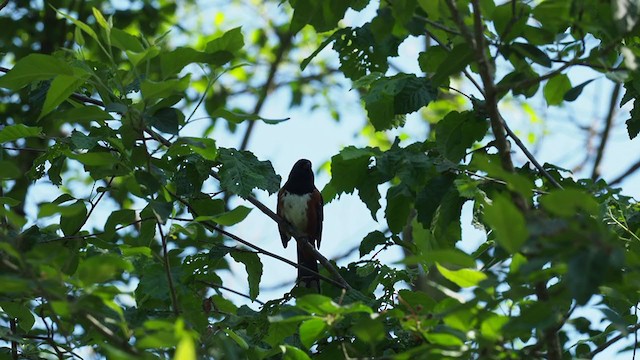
[277,159,324,291]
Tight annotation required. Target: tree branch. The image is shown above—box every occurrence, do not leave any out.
[199,281,265,305]
[591,83,622,180]
[167,188,350,290]
[155,221,180,317]
[239,31,292,151]
[590,323,640,358]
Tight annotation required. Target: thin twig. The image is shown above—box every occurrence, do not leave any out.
[0,0,9,12]
[239,31,291,151]
[609,159,640,185]
[83,314,138,356]
[591,83,622,180]
[199,281,265,305]
[590,323,640,358]
[501,117,563,189]
[155,221,180,317]
[167,188,348,289]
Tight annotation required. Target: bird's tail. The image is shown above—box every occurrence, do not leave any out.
[297,240,320,292]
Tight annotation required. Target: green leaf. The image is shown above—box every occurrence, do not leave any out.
[416,174,455,228]
[211,108,289,125]
[385,184,413,234]
[289,0,353,33]
[299,318,327,349]
[205,27,244,55]
[217,148,281,198]
[230,250,263,300]
[510,42,552,68]
[280,345,311,360]
[92,7,110,29]
[543,74,572,106]
[110,28,144,52]
[0,161,22,179]
[540,188,599,217]
[0,54,74,90]
[296,294,340,315]
[564,79,595,102]
[0,302,35,331]
[364,74,438,131]
[54,7,101,44]
[127,46,161,67]
[483,193,528,254]
[422,249,476,268]
[147,107,184,135]
[196,206,252,226]
[40,73,90,120]
[352,316,385,344]
[0,124,42,143]
[103,209,137,241]
[77,254,132,285]
[141,76,190,101]
[60,200,87,236]
[68,151,119,167]
[430,44,475,85]
[50,106,113,124]
[174,335,196,360]
[322,146,376,204]
[174,137,217,161]
[480,314,509,341]
[436,263,487,287]
[435,111,489,163]
[359,230,388,257]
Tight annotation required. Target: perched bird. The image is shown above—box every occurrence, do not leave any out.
[277,159,324,291]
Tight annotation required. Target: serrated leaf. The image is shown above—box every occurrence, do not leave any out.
[385,184,413,234]
[364,74,437,131]
[416,174,455,228]
[436,263,487,287]
[483,193,528,253]
[217,148,281,198]
[435,111,489,163]
[230,251,263,300]
[0,54,74,90]
[359,230,388,257]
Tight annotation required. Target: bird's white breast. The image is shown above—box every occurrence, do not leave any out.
[281,191,311,232]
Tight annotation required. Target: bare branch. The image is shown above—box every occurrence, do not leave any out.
[199,281,265,305]
[591,83,622,180]
[590,323,640,358]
